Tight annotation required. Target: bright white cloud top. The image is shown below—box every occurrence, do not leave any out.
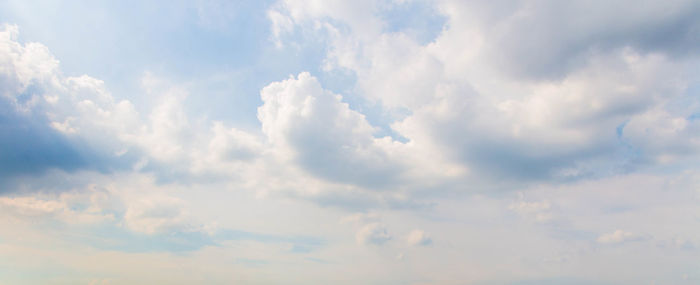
[1,0,699,284]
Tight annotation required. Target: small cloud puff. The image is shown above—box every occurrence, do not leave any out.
[356,222,392,245]
[508,196,554,223]
[406,229,432,246]
[597,230,650,244]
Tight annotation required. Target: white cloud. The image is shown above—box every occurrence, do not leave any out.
[0,186,117,225]
[258,72,408,188]
[406,229,432,246]
[623,108,700,164]
[122,195,193,235]
[509,199,554,223]
[597,229,651,244]
[3,1,700,283]
[340,212,381,224]
[356,222,392,245]
[270,0,700,184]
[0,24,268,183]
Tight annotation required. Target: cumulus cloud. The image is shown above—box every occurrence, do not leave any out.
[258,72,407,188]
[3,0,700,283]
[406,229,432,246]
[0,24,268,186]
[270,0,700,185]
[356,222,392,245]
[0,24,143,180]
[0,170,216,240]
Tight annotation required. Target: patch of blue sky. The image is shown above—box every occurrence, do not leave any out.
[614,120,643,168]
[615,121,628,138]
[318,66,412,142]
[55,223,325,254]
[215,229,324,251]
[378,0,446,45]
[684,81,700,121]
[0,0,414,140]
[289,244,316,254]
[309,64,411,142]
[255,12,411,142]
[689,112,700,121]
[331,86,412,142]
[0,0,285,128]
[57,224,214,253]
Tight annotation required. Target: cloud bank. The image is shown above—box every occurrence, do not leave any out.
[1,0,700,283]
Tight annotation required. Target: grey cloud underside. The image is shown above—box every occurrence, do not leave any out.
[0,96,137,188]
[487,0,700,79]
[0,97,84,176]
[2,0,700,196]
[288,128,402,188]
[258,73,408,190]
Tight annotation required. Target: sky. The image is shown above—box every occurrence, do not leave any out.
[0,0,699,284]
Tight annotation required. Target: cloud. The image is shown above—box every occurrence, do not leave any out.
[439,0,700,80]
[3,2,700,283]
[622,108,700,164]
[0,98,88,179]
[0,24,142,181]
[341,212,381,224]
[509,199,554,223]
[0,192,115,225]
[0,179,131,228]
[406,229,432,246]
[258,72,407,188]
[356,222,392,245]
[122,195,194,235]
[596,230,651,244]
[0,24,270,187]
[271,0,700,185]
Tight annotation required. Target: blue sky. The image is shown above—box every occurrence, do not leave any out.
[1,0,700,284]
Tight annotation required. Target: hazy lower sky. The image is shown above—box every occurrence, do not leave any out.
[1,1,700,284]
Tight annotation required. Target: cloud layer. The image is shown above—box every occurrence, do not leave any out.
[1,0,700,284]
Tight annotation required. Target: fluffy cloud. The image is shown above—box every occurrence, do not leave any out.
[0,24,268,186]
[622,108,700,164]
[356,222,392,245]
[258,72,407,188]
[343,212,395,246]
[0,173,206,236]
[269,0,700,185]
[0,190,116,225]
[0,24,149,182]
[2,1,700,283]
[406,229,432,246]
